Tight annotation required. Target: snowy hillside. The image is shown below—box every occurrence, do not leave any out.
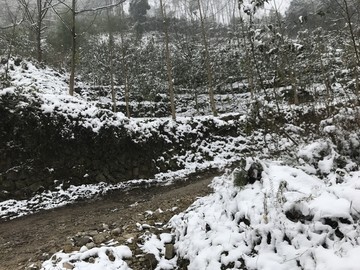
[2,57,360,269]
[0,58,258,219]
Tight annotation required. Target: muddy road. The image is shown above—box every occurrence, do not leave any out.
[0,173,217,270]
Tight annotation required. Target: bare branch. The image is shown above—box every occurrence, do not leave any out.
[17,0,36,25]
[0,18,24,30]
[50,3,72,32]
[75,0,127,15]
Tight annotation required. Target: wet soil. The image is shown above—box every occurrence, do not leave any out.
[0,173,217,270]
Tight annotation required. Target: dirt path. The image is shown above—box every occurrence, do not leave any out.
[0,173,216,270]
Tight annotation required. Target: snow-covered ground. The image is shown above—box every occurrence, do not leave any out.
[170,155,360,269]
[40,139,360,270]
[41,246,132,270]
[3,58,360,269]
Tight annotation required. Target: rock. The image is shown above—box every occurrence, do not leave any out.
[87,230,99,237]
[144,253,158,269]
[86,242,96,250]
[93,233,107,244]
[63,244,74,253]
[165,243,175,260]
[247,161,263,184]
[123,233,137,241]
[79,246,88,252]
[111,227,122,237]
[73,236,92,247]
[62,262,75,269]
[14,57,22,66]
[106,249,115,262]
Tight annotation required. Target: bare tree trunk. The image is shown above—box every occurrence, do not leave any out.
[119,4,130,118]
[36,0,42,62]
[69,0,76,96]
[5,25,16,81]
[343,0,360,65]
[343,0,360,102]
[107,1,116,112]
[52,0,127,96]
[109,33,116,112]
[124,75,131,117]
[18,0,54,62]
[197,0,217,116]
[160,0,176,120]
[291,71,299,105]
[237,7,255,99]
[335,0,360,101]
[3,2,22,81]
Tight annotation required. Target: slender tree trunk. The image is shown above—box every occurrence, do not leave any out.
[343,0,360,101]
[107,2,116,112]
[197,0,217,116]
[36,0,42,62]
[238,8,255,99]
[160,0,176,120]
[124,74,131,117]
[109,35,116,112]
[344,0,360,65]
[291,71,299,105]
[5,25,16,81]
[121,36,131,118]
[69,0,76,96]
[119,5,131,118]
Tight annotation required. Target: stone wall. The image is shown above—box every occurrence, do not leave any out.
[0,93,181,201]
[0,92,241,201]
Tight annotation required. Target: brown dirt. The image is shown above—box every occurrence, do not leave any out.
[0,173,217,270]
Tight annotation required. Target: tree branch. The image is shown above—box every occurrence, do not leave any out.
[50,3,72,32]
[75,0,127,15]
[0,19,24,30]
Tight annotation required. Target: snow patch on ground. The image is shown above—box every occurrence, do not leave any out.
[41,246,132,270]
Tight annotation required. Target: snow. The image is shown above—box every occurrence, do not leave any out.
[131,132,358,269]
[166,154,360,269]
[3,57,360,269]
[139,233,178,270]
[1,58,255,220]
[41,246,132,270]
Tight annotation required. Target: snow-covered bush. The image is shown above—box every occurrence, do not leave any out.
[169,149,360,270]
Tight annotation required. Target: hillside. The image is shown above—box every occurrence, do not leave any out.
[3,0,360,268]
[0,58,249,218]
[1,54,360,270]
